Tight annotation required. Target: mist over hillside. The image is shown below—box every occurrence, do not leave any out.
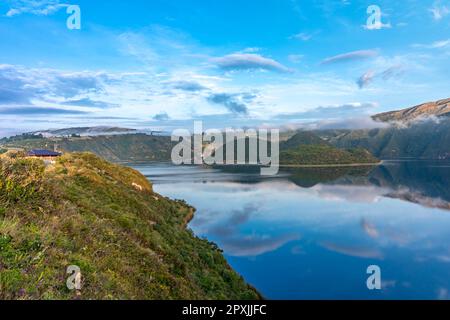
[320,117,450,160]
[2,97,450,162]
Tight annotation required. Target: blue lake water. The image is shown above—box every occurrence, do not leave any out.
[132,160,450,300]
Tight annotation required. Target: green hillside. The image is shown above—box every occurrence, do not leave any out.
[1,130,379,166]
[319,118,450,160]
[0,134,174,162]
[280,132,379,166]
[280,144,378,166]
[0,152,260,300]
[280,131,329,149]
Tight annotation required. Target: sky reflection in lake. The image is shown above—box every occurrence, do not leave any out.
[133,161,450,300]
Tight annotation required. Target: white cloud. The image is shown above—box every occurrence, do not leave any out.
[6,8,20,17]
[357,70,376,89]
[429,3,450,20]
[356,64,406,89]
[290,32,314,41]
[321,50,379,65]
[288,54,304,63]
[0,64,128,112]
[4,0,68,17]
[412,39,450,49]
[274,102,378,122]
[363,21,392,30]
[241,47,261,53]
[213,53,293,73]
[1,20,447,133]
[429,39,450,48]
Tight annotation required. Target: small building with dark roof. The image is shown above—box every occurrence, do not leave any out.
[27,149,62,160]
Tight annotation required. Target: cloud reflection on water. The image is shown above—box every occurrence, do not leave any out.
[139,160,450,299]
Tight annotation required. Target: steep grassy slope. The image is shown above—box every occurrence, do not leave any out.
[0,152,259,300]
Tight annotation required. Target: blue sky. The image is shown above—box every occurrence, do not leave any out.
[0,0,449,136]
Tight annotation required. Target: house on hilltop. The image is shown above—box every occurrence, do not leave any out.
[27,149,62,162]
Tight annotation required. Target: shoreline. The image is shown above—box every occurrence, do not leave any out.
[279,161,384,168]
[178,198,264,299]
[208,161,383,169]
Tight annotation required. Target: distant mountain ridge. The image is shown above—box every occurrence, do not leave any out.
[373,98,450,123]
[316,97,450,160]
[320,117,450,160]
[1,130,378,166]
[0,134,174,162]
[33,126,138,137]
[3,97,450,162]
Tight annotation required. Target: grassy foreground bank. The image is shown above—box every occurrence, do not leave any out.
[0,152,260,300]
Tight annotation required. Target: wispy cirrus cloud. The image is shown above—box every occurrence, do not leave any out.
[213,53,293,73]
[0,106,88,115]
[0,1,449,136]
[295,116,388,131]
[0,61,256,124]
[0,64,127,118]
[275,102,377,120]
[381,65,406,80]
[413,39,450,49]
[0,64,39,104]
[357,65,406,89]
[0,64,113,103]
[289,31,316,41]
[61,98,120,109]
[321,49,379,65]
[288,54,304,64]
[363,22,392,30]
[4,0,67,17]
[357,70,376,89]
[167,80,208,92]
[429,2,450,20]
